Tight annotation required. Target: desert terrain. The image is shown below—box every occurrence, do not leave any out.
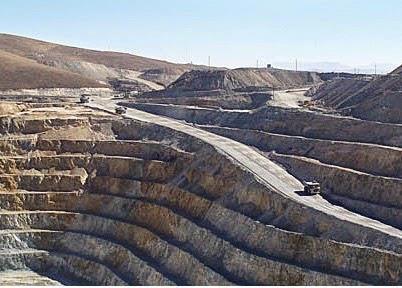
[0,34,401,285]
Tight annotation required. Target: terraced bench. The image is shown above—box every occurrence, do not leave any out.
[270,153,402,229]
[1,101,401,285]
[202,125,402,178]
[0,190,400,285]
[0,117,90,135]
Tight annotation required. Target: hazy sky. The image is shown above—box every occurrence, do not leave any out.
[1,0,401,70]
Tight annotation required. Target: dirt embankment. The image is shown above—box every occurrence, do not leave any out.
[169,68,322,91]
[138,67,195,87]
[134,68,321,110]
[309,78,370,107]
[391,64,402,75]
[309,73,402,124]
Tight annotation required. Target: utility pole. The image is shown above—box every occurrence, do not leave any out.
[208,56,211,68]
[256,59,259,68]
[295,58,298,71]
[374,63,377,76]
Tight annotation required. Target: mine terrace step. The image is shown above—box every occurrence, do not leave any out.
[0,139,194,162]
[85,176,402,284]
[36,139,194,162]
[0,173,87,192]
[2,181,401,270]
[0,271,63,286]
[0,204,384,283]
[0,229,176,285]
[0,156,181,184]
[0,117,90,134]
[129,102,402,148]
[0,191,84,211]
[201,125,402,178]
[0,190,82,195]
[269,153,402,209]
[323,193,402,230]
[0,212,232,285]
[0,212,359,284]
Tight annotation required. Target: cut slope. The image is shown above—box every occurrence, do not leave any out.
[0,50,104,90]
[311,78,371,107]
[341,75,402,124]
[310,72,402,124]
[169,68,322,91]
[391,64,402,75]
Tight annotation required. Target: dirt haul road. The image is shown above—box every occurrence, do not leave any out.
[87,96,402,244]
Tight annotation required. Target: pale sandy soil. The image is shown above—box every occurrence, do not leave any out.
[267,88,311,108]
[0,271,62,285]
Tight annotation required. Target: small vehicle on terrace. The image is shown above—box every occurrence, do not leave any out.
[115,106,127,114]
[303,181,321,195]
[80,94,90,104]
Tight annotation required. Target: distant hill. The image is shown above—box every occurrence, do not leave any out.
[273,61,396,74]
[0,33,212,87]
[0,49,104,90]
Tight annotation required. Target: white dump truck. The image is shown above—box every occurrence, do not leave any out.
[303,181,321,195]
[115,106,127,114]
[80,94,90,104]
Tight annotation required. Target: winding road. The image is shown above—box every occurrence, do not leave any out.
[87,96,402,244]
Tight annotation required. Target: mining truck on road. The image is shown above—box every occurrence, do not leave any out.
[80,94,90,104]
[115,106,127,114]
[303,181,321,195]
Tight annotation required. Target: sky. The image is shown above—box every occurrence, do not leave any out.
[1,0,401,72]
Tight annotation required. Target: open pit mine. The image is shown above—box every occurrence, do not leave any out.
[0,34,401,285]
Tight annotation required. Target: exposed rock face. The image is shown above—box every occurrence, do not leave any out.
[0,101,401,285]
